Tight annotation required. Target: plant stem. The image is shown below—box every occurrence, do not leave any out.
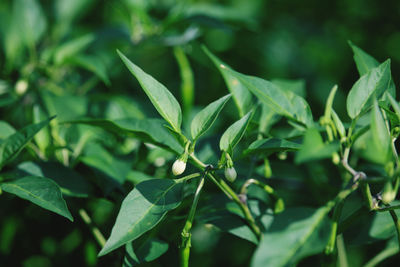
[176,172,202,183]
[79,209,106,247]
[336,234,349,267]
[325,199,345,254]
[388,209,400,248]
[180,177,205,267]
[189,153,261,239]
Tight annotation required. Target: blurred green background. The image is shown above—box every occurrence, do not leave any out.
[1,0,400,266]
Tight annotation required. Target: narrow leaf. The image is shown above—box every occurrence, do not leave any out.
[0,117,54,170]
[219,111,252,153]
[348,41,379,76]
[222,67,313,127]
[346,59,393,119]
[203,46,253,117]
[371,99,391,164]
[117,50,182,133]
[66,118,182,153]
[244,138,301,156]
[1,176,73,221]
[99,179,183,256]
[191,94,231,140]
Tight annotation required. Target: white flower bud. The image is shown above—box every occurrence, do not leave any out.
[172,159,186,176]
[15,80,28,95]
[224,167,237,182]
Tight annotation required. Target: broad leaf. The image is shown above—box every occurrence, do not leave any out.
[203,46,253,117]
[220,111,252,153]
[251,207,331,267]
[371,100,391,164]
[245,138,301,156]
[0,117,54,170]
[1,176,73,221]
[99,179,183,256]
[17,161,92,198]
[348,41,379,76]
[67,118,182,153]
[118,50,182,133]
[223,67,313,127]
[123,238,169,267]
[272,79,306,98]
[295,128,339,164]
[191,94,231,140]
[346,59,393,119]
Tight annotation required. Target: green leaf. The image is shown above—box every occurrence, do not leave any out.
[191,94,231,140]
[272,79,306,98]
[201,211,258,244]
[348,41,379,76]
[66,118,182,153]
[0,176,73,221]
[295,128,339,164]
[99,179,183,256]
[0,117,54,170]
[203,46,253,117]
[244,138,301,156]
[388,94,400,122]
[17,161,92,198]
[0,121,15,140]
[69,54,110,85]
[346,59,393,119]
[331,109,346,139]
[251,207,331,267]
[371,100,391,164]
[219,111,252,153]
[54,34,95,65]
[258,103,280,135]
[222,67,313,127]
[123,238,169,267]
[117,50,182,133]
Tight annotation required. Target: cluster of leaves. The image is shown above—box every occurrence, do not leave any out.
[1,0,400,267]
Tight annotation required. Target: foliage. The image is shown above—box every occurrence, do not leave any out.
[1,0,400,266]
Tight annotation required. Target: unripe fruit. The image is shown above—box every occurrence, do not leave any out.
[224,167,237,182]
[172,159,186,176]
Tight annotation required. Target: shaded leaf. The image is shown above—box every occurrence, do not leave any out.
[66,118,182,153]
[17,161,92,198]
[295,128,339,164]
[1,176,73,221]
[245,138,301,156]
[99,179,183,256]
[123,238,169,267]
[0,117,54,170]
[251,207,331,267]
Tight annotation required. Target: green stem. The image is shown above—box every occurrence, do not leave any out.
[189,153,261,239]
[180,177,205,267]
[325,199,345,254]
[388,208,400,248]
[176,172,202,183]
[336,234,349,267]
[79,209,106,247]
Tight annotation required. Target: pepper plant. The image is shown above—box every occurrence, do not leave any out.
[1,25,400,265]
